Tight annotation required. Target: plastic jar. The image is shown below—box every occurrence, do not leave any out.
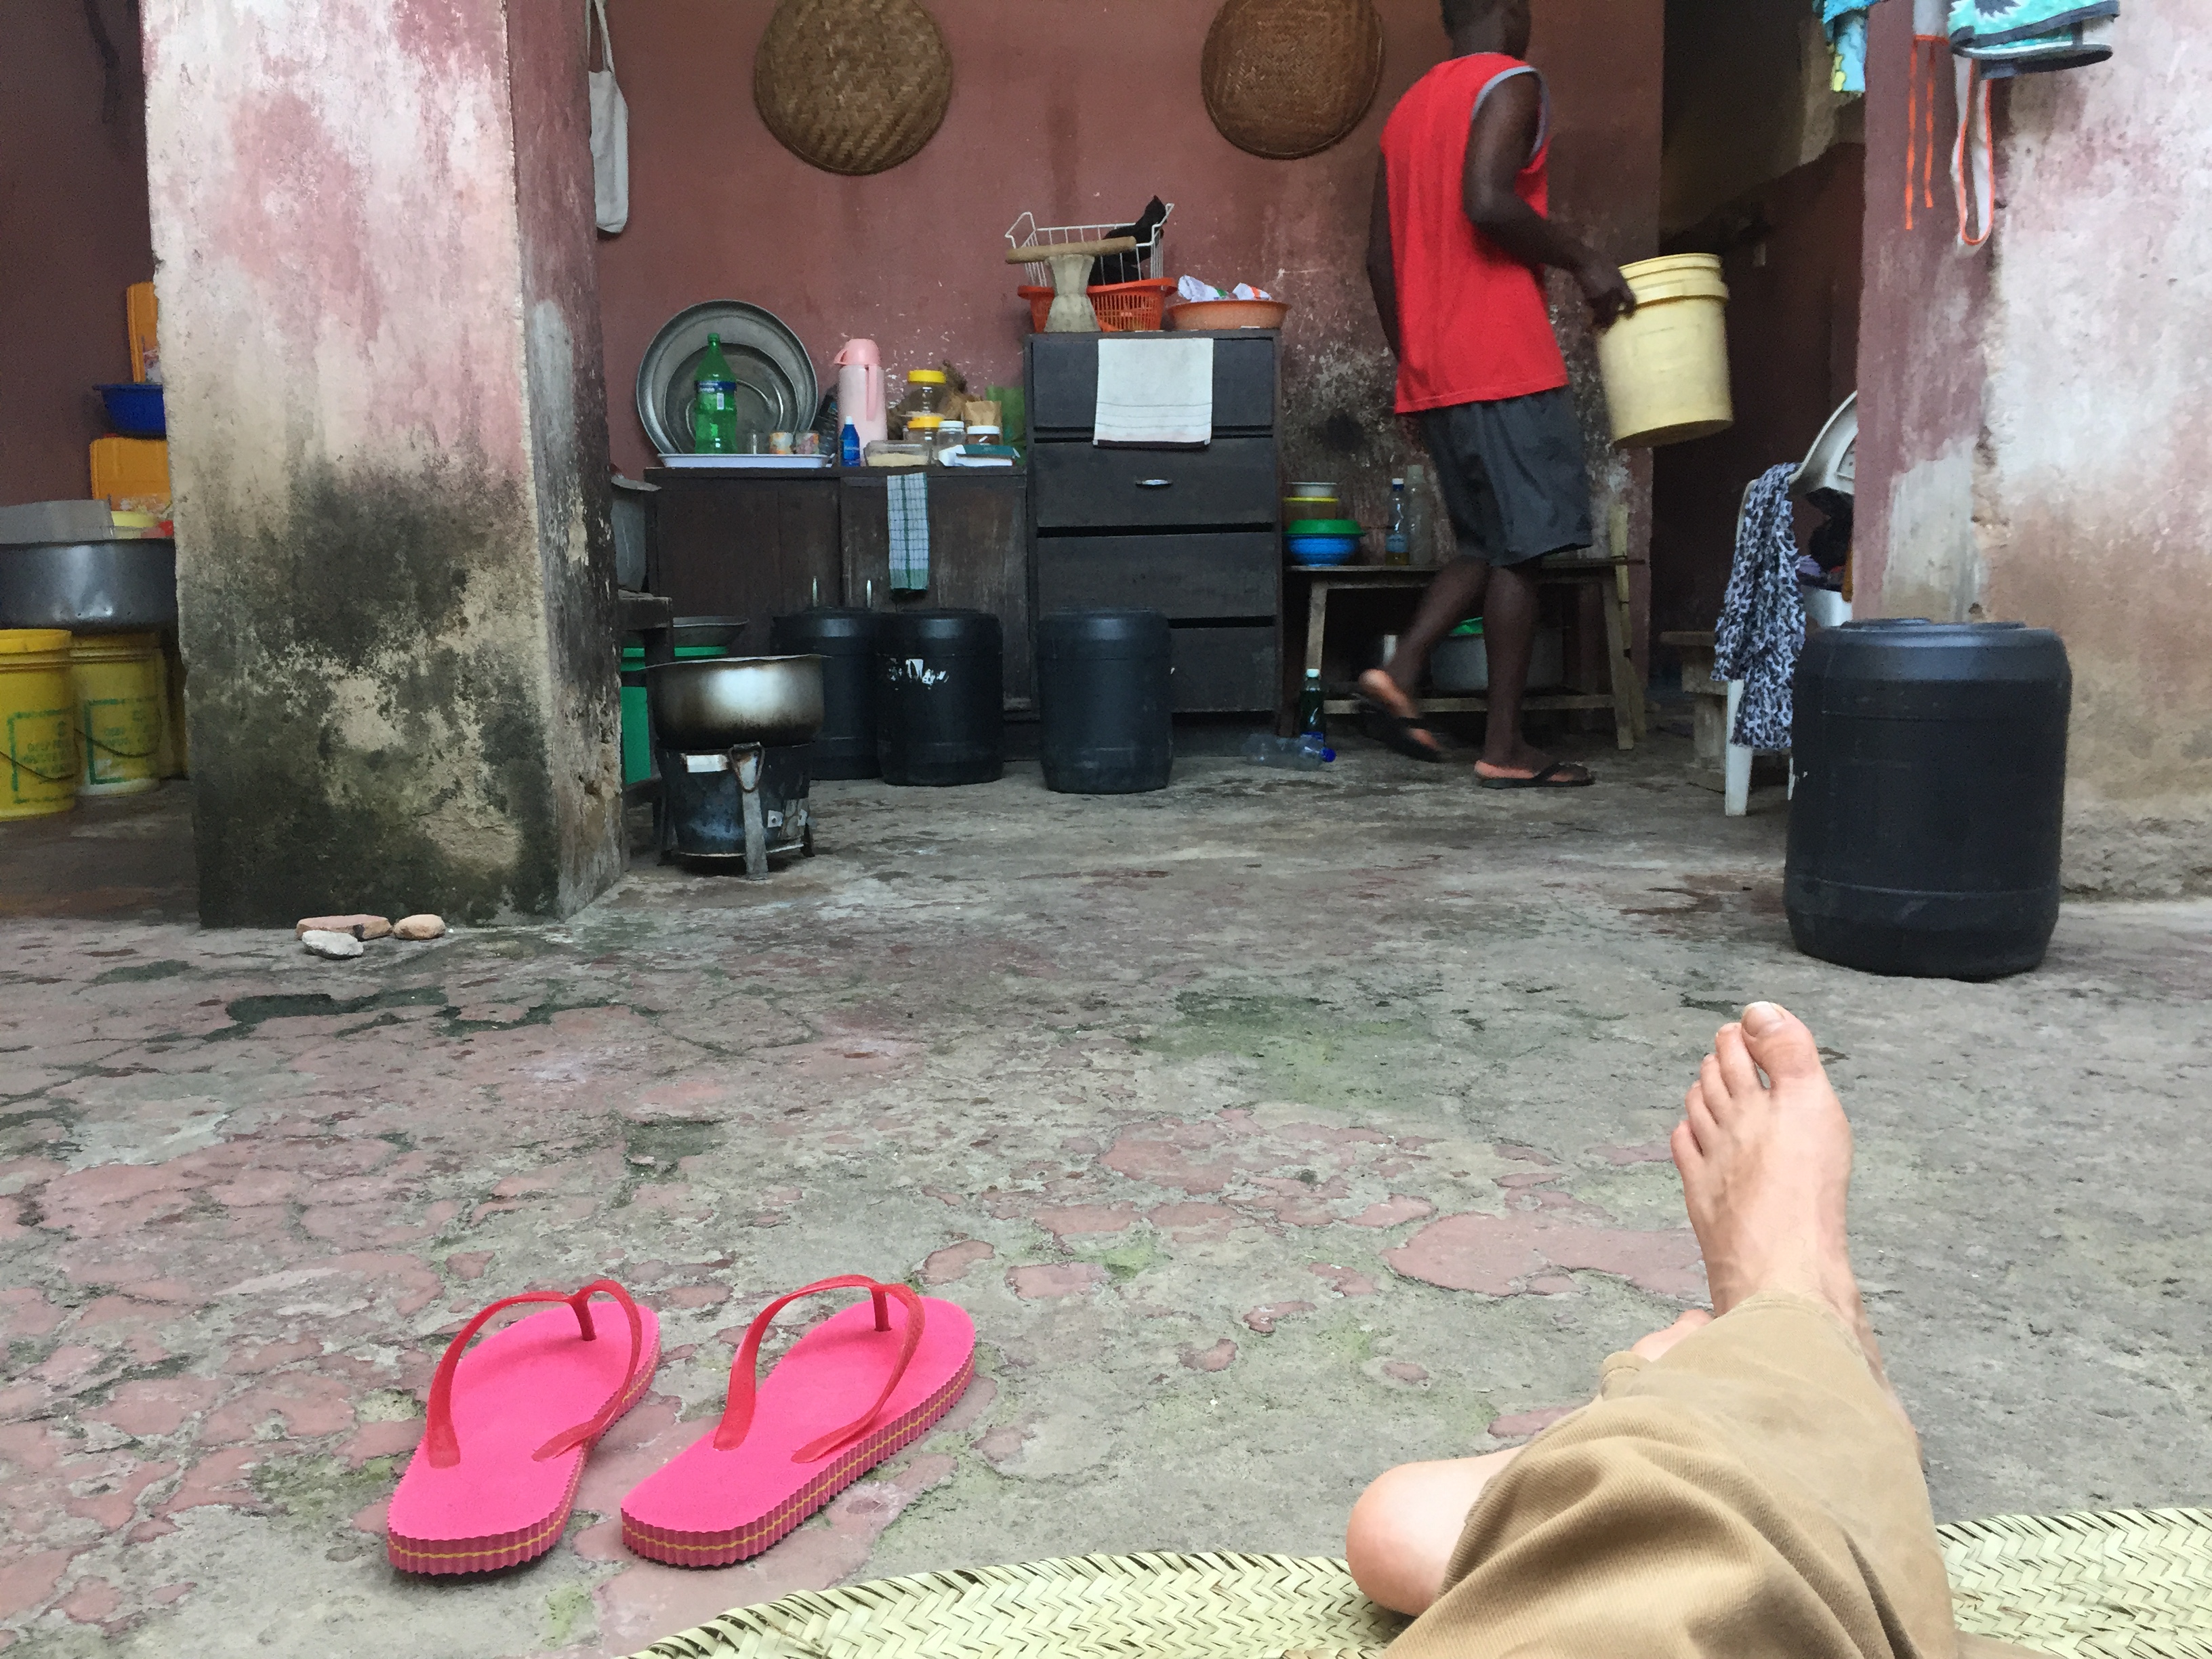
[905,369,947,418]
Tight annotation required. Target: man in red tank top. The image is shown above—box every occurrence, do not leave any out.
[1357,0,1633,787]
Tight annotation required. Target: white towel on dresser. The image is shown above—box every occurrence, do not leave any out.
[1093,337,1214,448]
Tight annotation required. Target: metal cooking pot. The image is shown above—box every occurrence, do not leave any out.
[0,540,178,632]
[647,655,825,750]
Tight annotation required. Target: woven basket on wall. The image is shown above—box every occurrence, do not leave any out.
[1202,0,1386,161]
[754,0,954,177]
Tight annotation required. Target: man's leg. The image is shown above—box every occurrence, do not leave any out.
[1347,1311,1711,1616]
[1469,557,1591,780]
[1356,408,1502,755]
[1365,556,1490,702]
[1353,1004,2043,1659]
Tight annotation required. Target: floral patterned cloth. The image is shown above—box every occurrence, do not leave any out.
[1713,465,1805,753]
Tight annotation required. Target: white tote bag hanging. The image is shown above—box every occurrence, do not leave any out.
[588,0,630,233]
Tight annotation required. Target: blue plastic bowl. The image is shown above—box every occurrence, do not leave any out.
[97,383,165,438]
[1286,533,1360,566]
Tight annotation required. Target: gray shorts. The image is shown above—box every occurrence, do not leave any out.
[1418,387,1593,567]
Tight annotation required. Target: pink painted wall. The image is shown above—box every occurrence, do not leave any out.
[592,0,1662,597]
[0,0,154,506]
[1857,2,2212,893]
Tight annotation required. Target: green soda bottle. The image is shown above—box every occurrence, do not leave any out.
[693,333,738,454]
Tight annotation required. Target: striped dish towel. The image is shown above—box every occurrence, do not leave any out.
[888,472,929,592]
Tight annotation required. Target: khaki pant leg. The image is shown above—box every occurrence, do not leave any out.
[1387,1291,2005,1659]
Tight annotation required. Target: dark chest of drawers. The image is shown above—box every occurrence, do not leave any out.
[1025,332,1281,714]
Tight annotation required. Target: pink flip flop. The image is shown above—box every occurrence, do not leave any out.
[621,1273,975,1567]
[386,1279,659,1574]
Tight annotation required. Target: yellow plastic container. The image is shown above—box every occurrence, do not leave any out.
[70,633,168,797]
[127,280,160,383]
[0,630,80,819]
[89,436,171,508]
[1595,254,1734,448]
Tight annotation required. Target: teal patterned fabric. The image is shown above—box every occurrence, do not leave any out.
[1819,1,1870,94]
[1949,0,2117,75]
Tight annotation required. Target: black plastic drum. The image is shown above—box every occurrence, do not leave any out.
[771,609,882,780]
[1037,609,1172,794]
[877,610,1002,787]
[1786,619,2071,980]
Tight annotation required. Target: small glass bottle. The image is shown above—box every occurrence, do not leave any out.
[1298,668,1326,738]
[1385,477,1410,565]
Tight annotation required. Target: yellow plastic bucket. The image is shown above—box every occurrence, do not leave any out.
[1596,253,1734,447]
[70,632,167,798]
[0,629,79,819]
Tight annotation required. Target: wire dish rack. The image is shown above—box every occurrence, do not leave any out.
[1005,205,1174,287]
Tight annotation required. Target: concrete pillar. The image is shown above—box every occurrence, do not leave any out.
[1858,5,2212,896]
[142,0,623,925]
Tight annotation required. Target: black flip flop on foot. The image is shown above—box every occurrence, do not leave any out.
[1357,699,1447,764]
[1476,760,1593,790]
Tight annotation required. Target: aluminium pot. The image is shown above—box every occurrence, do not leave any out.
[0,539,178,632]
[645,654,825,751]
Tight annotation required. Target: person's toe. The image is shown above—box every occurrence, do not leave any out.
[1696,1052,1739,1122]
[1671,1114,1703,1172]
[1739,1000,1825,1085]
[1713,1022,1764,1103]
[1683,1078,1719,1150]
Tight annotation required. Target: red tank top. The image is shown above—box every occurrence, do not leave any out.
[1380,53,1568,413]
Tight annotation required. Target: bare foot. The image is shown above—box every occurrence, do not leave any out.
[1355,668,1444,756]
[1671,1003,1888,1384]
[1357,665,1418,718]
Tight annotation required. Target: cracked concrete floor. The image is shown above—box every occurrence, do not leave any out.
[3,737,2210,1656]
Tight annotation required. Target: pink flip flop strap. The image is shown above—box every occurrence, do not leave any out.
[711,1274,926,1462]
[423,1278,649,1469]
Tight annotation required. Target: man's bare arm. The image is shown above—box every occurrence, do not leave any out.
[1460,76,1635,327]
[1367,152,1401,356]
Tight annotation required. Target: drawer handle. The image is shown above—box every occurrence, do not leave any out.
[1136,478,1174,489]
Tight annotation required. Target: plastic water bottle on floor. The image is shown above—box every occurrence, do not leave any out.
[1242,732,1334,771]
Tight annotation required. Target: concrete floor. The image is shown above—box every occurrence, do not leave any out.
[4,735,2210,1657]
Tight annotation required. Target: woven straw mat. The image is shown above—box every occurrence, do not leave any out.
[754,0,952,177]
[628,1513,2212,1659]
[1202,0,1385,161]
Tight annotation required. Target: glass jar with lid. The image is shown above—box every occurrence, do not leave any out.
[905,369,947,419]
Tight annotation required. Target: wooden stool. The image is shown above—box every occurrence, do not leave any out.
[1305,556,1647,749]
[1660,630,1729,794]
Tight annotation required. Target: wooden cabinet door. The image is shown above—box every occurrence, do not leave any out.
[644,472,842,649]
[840,472,1034,708]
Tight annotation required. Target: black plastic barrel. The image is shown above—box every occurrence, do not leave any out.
[1786,619,2070,981]
[771,609,882,779]
[877,609,1003,786]
[1036,609,1173,794]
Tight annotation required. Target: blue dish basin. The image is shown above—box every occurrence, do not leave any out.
[97,383,165,438]
[1286,534,1360,566]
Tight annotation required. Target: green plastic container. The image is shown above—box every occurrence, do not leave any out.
[1285,518,1363,535]
[619,642,731,786]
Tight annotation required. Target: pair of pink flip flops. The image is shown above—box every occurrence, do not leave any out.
[383,1274,975,1575]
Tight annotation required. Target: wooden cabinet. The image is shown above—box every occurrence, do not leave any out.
[644,467,1034,708]
[838,472,1032,705]
[1023,333,1282,714]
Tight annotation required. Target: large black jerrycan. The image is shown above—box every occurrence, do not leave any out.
[1036,609,1174,794]
[1786,619,2070,980]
